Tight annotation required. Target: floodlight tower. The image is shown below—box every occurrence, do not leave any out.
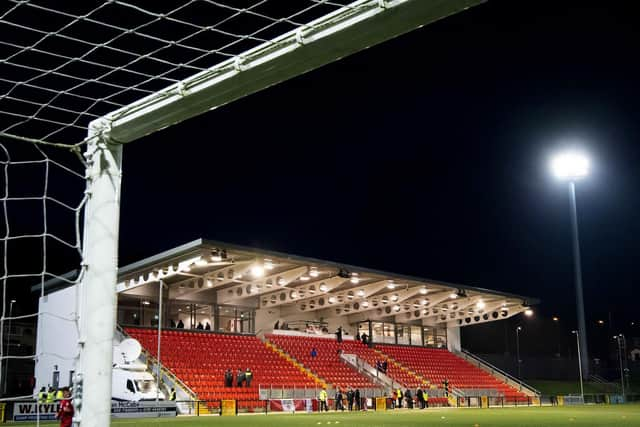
[551,150,590,379]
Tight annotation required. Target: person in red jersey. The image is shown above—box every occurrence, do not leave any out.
[56,387,74,427]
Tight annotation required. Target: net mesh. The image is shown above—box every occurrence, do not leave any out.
[0,137,86,401]
[1,0,353,148]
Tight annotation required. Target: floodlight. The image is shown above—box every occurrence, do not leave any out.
[551,151,589,179]
[524,308,534,316]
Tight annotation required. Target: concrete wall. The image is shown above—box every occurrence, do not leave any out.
[34,285,79,391]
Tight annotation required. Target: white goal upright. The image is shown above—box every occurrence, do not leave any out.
[1,1,484,426]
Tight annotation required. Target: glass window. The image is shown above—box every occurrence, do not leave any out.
[423,326,447,348]
[397,325,410,345]
[383,323,395,344]
[410,325,422,346]
[371,322,384,343]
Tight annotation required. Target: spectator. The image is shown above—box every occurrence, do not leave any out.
[196,322,203,330]
[382,360,388,373]
[318,388,328,412]
[335,388,344,411]
[396,388,403,408]
[355,331,361,341]
[361,333,368,345]
[405,389,413,409]
[416,387,424,409]
[224,369,233,387]
[346,387,354,411]
[205,322,211,331]
[56,387,73,427]
[170,319,176,328]
[354,388,361,410]
[177,319,184,329]
[236,369,245,387]
[274,320,280,330]
[245,368,253,387]
[311,347,318,358]
[442,379,449,397]
[336,326,343,343]
[169,388,176,401]
[37,387,46,403]
[46,386,55,403]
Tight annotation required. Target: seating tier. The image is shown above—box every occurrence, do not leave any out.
[125,328,316,402]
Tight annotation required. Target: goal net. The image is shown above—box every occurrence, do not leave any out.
[0,1,484,425]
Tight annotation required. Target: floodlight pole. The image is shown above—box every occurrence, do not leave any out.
[572,330,584,403]
[515,326,522,385]
[156,280,163,404]
[568,181,590,379]
[614,334,626,398]
[75,124,123,427]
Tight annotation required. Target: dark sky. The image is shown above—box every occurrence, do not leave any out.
[6,0,640,358]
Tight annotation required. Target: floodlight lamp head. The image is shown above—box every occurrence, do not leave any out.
[551,150,590,180]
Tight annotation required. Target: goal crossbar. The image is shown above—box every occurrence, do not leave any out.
[98,0,485,143]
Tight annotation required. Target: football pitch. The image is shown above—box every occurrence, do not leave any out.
[9,405,640,427]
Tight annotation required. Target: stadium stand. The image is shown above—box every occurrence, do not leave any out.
[375,345,529,403]
[125,328,318,408]
[266,335,379,389]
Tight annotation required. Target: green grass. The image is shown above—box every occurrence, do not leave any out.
[7,404,640,427]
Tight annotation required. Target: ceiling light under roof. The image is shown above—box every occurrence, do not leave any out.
[319,283,328,292]
[357,289,365,297]
[195,257,208,267]
[277,277,287,286]
[309,267,319,278]
[264,259,274,270]
[476,300,486,309]
[207,280,213,288]
[300,275,310,281]
[142,300,150,305]
[393,305,401,312]
[390,294,399,302]
[386,280,396,289]
[328,296,337,304]
[350,273,360,284]
[361,301,369,308]
[251,265,265,278]
[419,287,428,295]
[449,293,458,299]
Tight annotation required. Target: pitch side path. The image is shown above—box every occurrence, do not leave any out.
[6,405,640,427]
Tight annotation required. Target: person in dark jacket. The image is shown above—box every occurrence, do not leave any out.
[224,369,233,387]
[245,368,253,387]
[236,368,245,387]
[346,387,355,411]
[354,389,361,410]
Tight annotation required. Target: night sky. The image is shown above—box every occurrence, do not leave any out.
[5,0,640,359]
